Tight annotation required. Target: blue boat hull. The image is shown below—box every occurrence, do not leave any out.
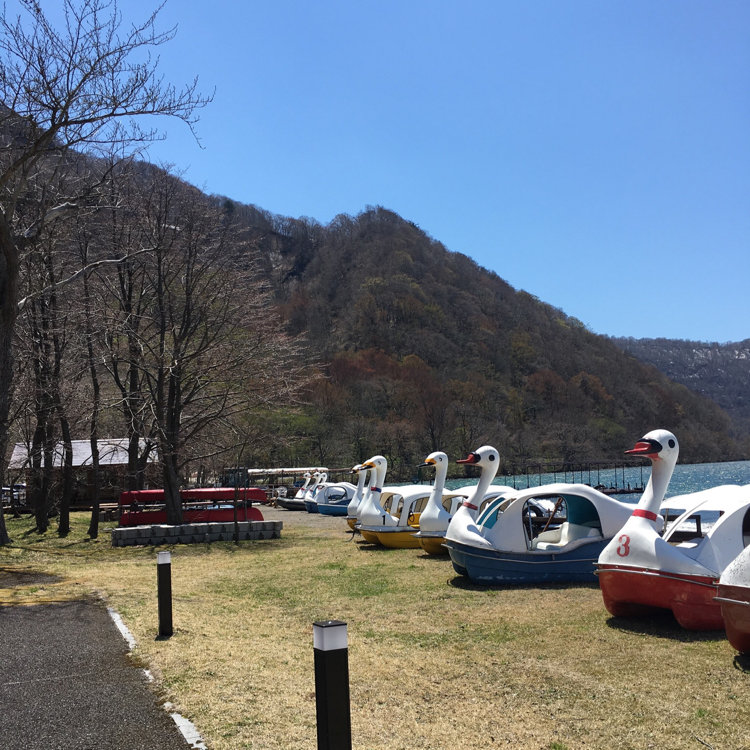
[317,503,348,516]
[304,500,319,513]
[444,539,609,584]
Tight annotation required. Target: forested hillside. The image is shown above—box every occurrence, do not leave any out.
[221,201,745,473]
[612,337,750,440]
[1,0,744,545]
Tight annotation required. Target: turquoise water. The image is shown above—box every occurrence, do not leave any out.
[445,460,750,504]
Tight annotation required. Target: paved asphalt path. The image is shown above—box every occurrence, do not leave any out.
[0,599,193,750]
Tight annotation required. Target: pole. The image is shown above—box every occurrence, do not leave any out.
[157,551,173,638]
[313,620,351,750]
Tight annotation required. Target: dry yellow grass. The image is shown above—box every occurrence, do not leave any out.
[2,510,750,750]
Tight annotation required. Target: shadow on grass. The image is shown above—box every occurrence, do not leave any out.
[354,540,401,553]
[447,574,600,592]
[0,567,63,587]
[415,552,451,562]
[733,653,750,672]
[604,610,726,642]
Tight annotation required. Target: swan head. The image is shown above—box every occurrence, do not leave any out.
[420,451,448,470]
[625,429,679,516]
[625,429,679,467]
[457,445,499,471]
[363,455,386,469]
[363,455,387,487]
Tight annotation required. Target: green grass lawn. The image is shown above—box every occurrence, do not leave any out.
[2,510,749,749]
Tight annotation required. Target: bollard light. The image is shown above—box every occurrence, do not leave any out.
[313,620,351,750]
[157,550,173,638]
[313,619,348,651]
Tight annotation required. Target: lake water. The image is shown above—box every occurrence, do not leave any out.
[445,460,750,504]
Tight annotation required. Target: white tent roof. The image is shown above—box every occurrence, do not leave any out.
[245,466,328,476]
[8,439,156,470]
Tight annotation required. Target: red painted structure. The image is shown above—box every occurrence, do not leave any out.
[716,583,750,653]
[118,487,266,526]
[597,565,723,630]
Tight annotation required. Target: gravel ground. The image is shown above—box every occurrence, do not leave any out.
[0,599,194,750]
[0,504,348,750]
[260,504,350,529]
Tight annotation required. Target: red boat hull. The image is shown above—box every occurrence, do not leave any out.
[598,565,723,630]
[118,487,266,527]
[120,487,267,504]
[119,506,263,526]
[717,583,750,654]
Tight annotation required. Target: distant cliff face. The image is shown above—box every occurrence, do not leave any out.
[612,337,750,439]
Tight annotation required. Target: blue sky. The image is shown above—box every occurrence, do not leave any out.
[23,1,750,342]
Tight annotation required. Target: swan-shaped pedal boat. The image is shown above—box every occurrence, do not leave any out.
[411,451,480,555]
[376,451,477,551]
[317,472,359,517]
[716,540,750,654]
[414,451,511,555]
[276,472,312,510]
[444,446,633,583]
[355,455,432,548]
[352,455,390,542]
[596,429,750,630]
[303,472,329,513]
[345,464,370,530]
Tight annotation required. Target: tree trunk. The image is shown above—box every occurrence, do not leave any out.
[83,270,102,538]
[162,369,183,525]
[0,224,19,545]
[57,414,73,536]
[162,451,183,525]
[87,437,101,539]
[137,445,151,488]
[30,422,48,533]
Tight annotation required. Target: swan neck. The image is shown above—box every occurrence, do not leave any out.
[467,466,496,507]
[356,471,367,495]
[640,459,673,513]
[434,464,447,493]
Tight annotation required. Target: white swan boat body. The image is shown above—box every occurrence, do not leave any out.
[345,464,370,530]
[717,540,750,654]
[276,472,312,511]
[303,472,329,513]
[445,480,634,583]
[412,450,506,555]
[317,479,357,516]
[354,455,430,547]
[597,429,750,630]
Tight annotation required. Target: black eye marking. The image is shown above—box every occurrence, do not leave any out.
[489,454,496,462]
[669,439,675,448]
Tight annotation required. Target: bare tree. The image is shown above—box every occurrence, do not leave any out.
[0,0,210,543]
[101,170,310,524]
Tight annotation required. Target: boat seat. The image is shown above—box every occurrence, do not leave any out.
[532,522,602,550]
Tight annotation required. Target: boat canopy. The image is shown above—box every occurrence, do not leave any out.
[471,482,634,554]
[660,485,746,517]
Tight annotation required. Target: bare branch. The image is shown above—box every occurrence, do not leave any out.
[17,246,151,312]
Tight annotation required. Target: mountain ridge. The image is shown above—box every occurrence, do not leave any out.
[215,199,746,468]
[612,337,750,440]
